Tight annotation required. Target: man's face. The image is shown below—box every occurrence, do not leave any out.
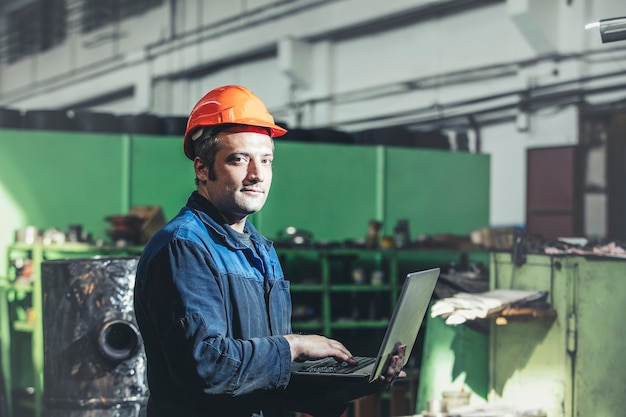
[196,131,274,226]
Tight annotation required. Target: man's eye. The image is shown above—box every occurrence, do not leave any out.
[229,156,248,163]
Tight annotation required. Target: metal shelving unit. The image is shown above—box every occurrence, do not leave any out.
[282,247,488,353]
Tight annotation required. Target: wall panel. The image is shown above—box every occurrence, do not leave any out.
[385,147,490,237]
[0,129,127,267]
[130,134,194,220]
[257,141,382,242]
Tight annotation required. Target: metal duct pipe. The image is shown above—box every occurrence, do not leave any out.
[41,257,148,417]
[98,319,141,363]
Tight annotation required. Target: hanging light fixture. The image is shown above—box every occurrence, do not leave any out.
[585,16,626,44]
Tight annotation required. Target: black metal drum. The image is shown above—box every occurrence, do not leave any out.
[41,257,148,417]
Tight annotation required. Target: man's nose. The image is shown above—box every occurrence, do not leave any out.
[247,160,265,182]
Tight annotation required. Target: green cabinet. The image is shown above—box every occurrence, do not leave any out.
[489,252,626,417]
[416,312,489,414]
[0,243,141,417]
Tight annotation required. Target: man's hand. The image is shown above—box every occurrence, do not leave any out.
[378,342,407,386]
[284,334,357,364]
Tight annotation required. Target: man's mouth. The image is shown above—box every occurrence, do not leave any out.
[241,188,264,194]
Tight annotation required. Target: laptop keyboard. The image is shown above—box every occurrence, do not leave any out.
[299,356,376,374]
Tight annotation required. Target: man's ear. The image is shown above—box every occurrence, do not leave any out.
[194,157,209,182]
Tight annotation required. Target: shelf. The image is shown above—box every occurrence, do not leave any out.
[494,307,557,325]
[326,248,386,257]
[13,321,35,332]
[278,247,487,340]
[9,242,144,256]
[291,284,324,291]
[331,320,390,329]
[330,284,391,292]
[292,321,324,330]
[278,247,382,255]
[8,282,34,293]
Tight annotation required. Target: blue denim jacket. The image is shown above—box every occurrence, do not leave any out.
[134,192,293,417]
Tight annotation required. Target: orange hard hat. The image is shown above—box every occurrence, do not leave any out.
[183,85,287,159]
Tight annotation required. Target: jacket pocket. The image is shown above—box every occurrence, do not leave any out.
[268,280,291,335]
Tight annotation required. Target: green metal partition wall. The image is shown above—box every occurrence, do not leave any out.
[258,142,491,242]
[257,141,384,241]
[0,129,128,250]
[129,134,193,220]
[0,130,490,251]
[385,147,490,237]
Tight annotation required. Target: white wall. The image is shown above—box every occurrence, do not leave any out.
[1,0,625,228]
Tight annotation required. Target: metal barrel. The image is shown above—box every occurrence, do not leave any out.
[41,257,148,417]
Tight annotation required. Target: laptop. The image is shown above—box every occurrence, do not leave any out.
[291,267,440,384]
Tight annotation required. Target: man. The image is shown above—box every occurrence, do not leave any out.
[133,85,403,417]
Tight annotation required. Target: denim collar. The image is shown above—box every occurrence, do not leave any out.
[186,191,273,252]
